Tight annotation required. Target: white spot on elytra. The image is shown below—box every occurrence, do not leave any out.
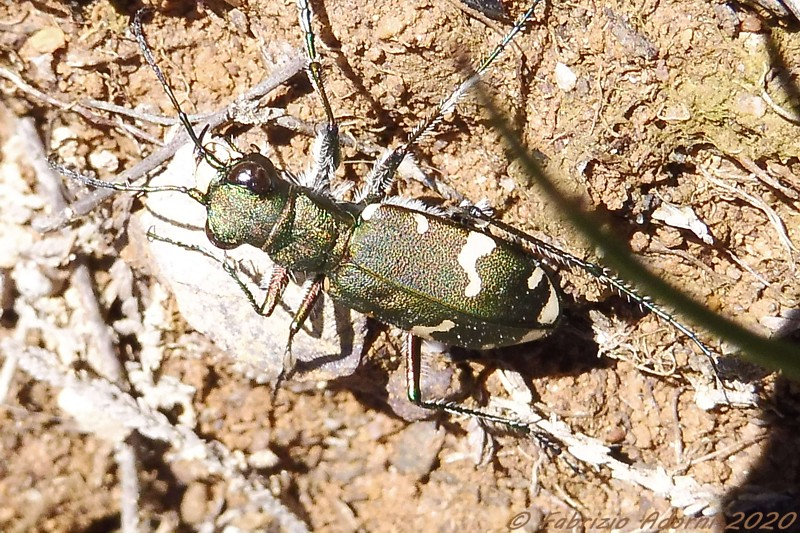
[519,328,550,344]
[457,232,496,297]
[537,283,560,326]
[411,320,456,338]
[361,203,380,221]
[412,213,429,234]
[527,268,544,290]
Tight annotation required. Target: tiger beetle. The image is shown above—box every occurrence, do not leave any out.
[52,0,722,434]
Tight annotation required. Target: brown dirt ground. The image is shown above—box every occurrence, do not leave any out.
[2,0,800,531]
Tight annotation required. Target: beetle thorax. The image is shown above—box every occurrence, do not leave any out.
[264,192,355,273]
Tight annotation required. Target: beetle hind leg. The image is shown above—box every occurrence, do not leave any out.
[404,333,533,434]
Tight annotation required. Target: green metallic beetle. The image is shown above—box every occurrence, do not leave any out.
[56,1,718,432]
[204,153,561,351]
[199,1,562,358]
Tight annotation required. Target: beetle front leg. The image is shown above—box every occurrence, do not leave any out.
[145,228,274,317]
[296,0,340,193]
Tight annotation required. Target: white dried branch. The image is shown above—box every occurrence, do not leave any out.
[7,340,309,533]
[495,369,725,517]
[33,50,306,233]
[700,163,796,271]
[0,349,18,404]
[17,116,69,212]
[115,442,142,533]
[652,199,714,245]
[760,65,800,124]
[72,262,121,382]
[0,66,162,145]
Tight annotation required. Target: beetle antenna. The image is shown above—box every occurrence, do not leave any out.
[48,156,207,204]
[132,9,226,171]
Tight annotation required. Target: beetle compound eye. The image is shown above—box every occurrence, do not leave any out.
[228,160,276,196]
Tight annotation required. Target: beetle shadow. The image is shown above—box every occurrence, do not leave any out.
[450,297,613,383]
[142,202,205,232]
[327,291,622,425]
[289,294,367,380]
[142,204,368,381]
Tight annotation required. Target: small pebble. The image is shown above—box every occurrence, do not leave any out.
[554,62,577,92]
[22,26,66,56]
[389,421,445,478]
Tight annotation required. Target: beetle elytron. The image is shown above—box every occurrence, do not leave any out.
[54,0,719,432]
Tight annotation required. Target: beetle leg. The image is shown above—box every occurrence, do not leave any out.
[286,274,326,349]
[404,332,534,434]
[277,273,326,382]
[470,210,724,388]
[305,124,341,195]
[145,227,272,315]
[355,3,542,205]
[405,333,424,406]
[296,0,340,194]
[357,148,408,204]
[260,265,290,317]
